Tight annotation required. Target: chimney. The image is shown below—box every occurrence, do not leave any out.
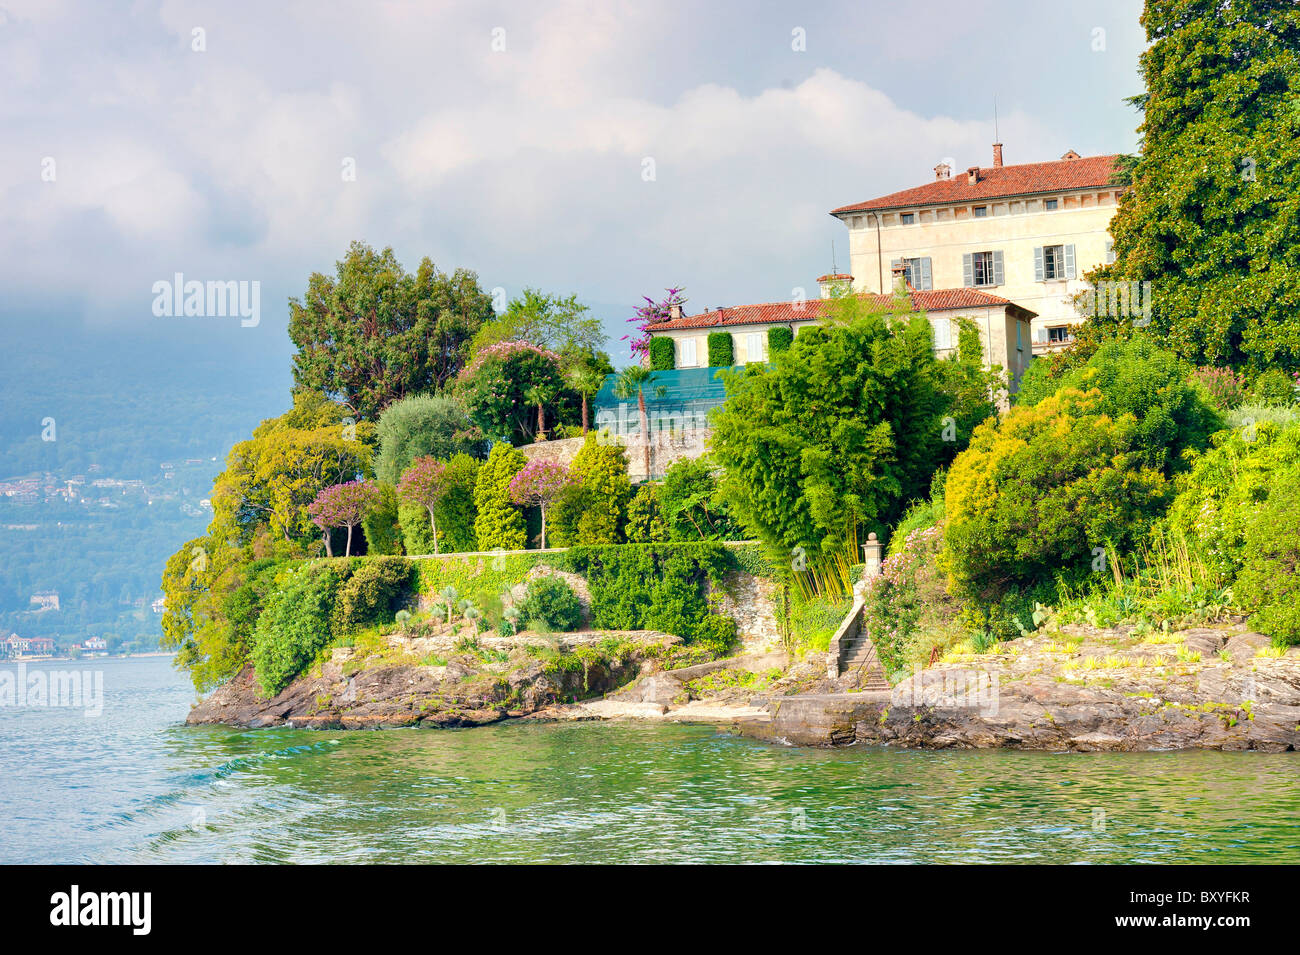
[889,261,910,293]
[933,161,951,181]
[992,143,1003,167]
[668,302,682,320]
[816,273,853,299]
[966,166,980,185]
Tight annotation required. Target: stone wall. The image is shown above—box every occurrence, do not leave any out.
[517,429,712,482]
[709,570,782,653]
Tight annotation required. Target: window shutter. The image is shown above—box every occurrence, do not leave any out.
[1065,244,1077,279]
[921,257,933,290]
[962,253,974,287]
[933,317,951,350]
[1033,246,1045,282]
[992,251,1005,286]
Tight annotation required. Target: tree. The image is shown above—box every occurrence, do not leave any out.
[470,288,606,358]
[308,480,380,556]
[288,241,494,419]
[397,457,452,555]
[473,442,528,550]
[550,434,633,545]
[625,484,670,542]
[1094,0,1300,371]
[457,341,574,444]
[612,365,657,479]
[375,393,481,485]
[711,304,946,559]
[508,460,573,548]
[209,391,374,548]
[566,362,608,434]
[524,380,560,441]
[659,457,740,541]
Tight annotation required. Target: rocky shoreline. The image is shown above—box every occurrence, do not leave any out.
[188,620,1300,753]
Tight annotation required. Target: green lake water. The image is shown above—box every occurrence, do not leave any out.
[3,656,1297,863]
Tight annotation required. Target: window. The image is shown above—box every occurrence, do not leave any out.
[1017,322,1023,352]
[964,250,1003,287]
[745,332,764,362]
[1048,326,1072,343]
[973,205,988,218]
[931,317,952,351]
[900,212,915,225]
[1035,244,1076,281]
[894,256,933,290]
[1044,198,1059,211]
[679,338,697,367]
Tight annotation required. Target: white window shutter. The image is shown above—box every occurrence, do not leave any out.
[1065,244,1077,279]
[1033,246,1045,282]
[921,257,933,290]
[992,251,1005,286]
[962,253,974,287]
[932,317,951,350]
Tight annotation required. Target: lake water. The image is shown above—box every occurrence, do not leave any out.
[2,655,1297,864]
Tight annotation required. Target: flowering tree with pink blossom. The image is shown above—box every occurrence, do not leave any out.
[307,479,380,557]
[626,287,686,359]
[508,459,573,549]
[458,340,569,444]
[397,456,452,555]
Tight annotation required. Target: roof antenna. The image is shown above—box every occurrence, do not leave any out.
[994,95,999,142]
[831,240,838,275]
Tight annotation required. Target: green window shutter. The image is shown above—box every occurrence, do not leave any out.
[920,257,933,290]
[992,251,1005,286]
[1033,246,1045,282]
[1065,244,1076,279]
[962,253,974,287]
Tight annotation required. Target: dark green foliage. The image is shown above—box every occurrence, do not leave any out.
[707,332,734,367]
[767,326,793,354]
[1253,368,1295,405]
[251,563,341,696]
[561,543,735,647]
[1237,480,1300,645]
[519,575,583,632]
[362,482,404,555]
[1096,0,1300,371]
[1045,337,1220,473]
[658,457,741,541]
[334,556,413,632]
[648,337,676,371]
[625,484,669,542]
[548,434,631,545]
[711,307,946,558]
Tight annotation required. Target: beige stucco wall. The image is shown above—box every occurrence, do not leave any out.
[842,188,1121,338]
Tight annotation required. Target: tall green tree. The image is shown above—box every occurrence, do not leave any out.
[473,442,528,550]
[469,288,606,358]
[711,303,946,558]
[289,241,494,419]
[612,365,657,478]
[374,392,481,484]
[1096,0,1300,370]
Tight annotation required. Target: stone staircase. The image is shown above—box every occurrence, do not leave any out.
[840,630,891,690]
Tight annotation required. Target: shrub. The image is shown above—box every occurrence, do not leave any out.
[473,442,528,550]
[1050,338,1220,473]
[659,456,741,541]
[943,387,1169,607]
[1252,368,1296,406]
[1192,366,1247,411]
[1236,480,1300,645]
[519,575,583,632]
[863,523,963,675]
[362,482,404,555]
[549,433,631,545]
[648,336,676,371]
[767,326,793,355]
[1163,421,1300,578]
[1225,403,1300,431]
[375,393,482,485]
[625,484,669,542]
[335,557,413,632]
[251,563,341,696]
[707,331,734,367]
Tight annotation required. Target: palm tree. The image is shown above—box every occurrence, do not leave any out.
[524,381,558,440]
[613,365,657,479]
[566,365,607,434]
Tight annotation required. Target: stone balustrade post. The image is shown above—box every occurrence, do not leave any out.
[862,532,883,580]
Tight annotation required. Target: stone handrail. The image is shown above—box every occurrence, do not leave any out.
[826,597,866,679]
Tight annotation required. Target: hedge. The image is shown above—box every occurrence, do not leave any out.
[707,331,734,367]
[767,326,793,354]
[649,336,676,371]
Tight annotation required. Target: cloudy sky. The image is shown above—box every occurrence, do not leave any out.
[1,0,1146,361]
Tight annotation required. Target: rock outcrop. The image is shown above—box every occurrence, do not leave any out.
[740,623,1300,752]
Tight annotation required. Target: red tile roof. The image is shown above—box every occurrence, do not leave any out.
[649,288,1031,331]
[830,154,1122,216]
